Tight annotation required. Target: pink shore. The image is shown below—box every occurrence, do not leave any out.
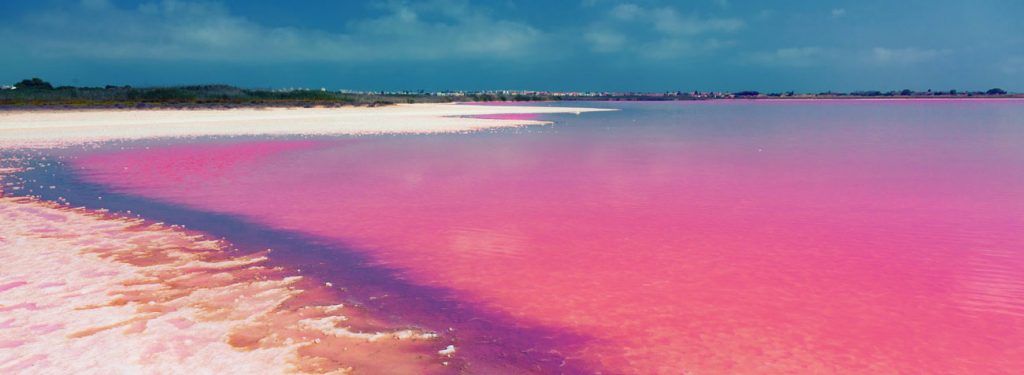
[0,104,611,373]
[0,171,452,373]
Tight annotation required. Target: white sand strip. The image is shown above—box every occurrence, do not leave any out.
[0,103,612,148]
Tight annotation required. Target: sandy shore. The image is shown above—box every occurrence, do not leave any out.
[0,160,461,373]
[0,190,450,373]
[0,103,611,148]
[0,104,609,372]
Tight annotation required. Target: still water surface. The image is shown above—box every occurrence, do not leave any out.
[74,100,1024,373]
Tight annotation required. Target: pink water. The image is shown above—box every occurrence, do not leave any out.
[73,101,1024,373]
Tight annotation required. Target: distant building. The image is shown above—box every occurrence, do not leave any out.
[0,85,15,90]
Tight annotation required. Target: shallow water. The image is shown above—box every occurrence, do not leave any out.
[54,100,1024,372]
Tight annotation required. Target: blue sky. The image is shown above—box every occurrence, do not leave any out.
[2,0,1022,92]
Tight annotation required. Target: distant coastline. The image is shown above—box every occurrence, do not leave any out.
[2,78,1019,110]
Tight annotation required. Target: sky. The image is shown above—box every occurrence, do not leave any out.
[1,0,1022,92]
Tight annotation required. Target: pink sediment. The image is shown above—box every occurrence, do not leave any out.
[0,173,451,373]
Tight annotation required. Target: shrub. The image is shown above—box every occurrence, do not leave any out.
[14,78,54,90]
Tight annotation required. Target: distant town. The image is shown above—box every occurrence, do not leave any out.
[402,88,1018,100]
[1,77,1020,109]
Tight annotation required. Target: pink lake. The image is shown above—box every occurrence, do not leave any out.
[70,100,1024,373]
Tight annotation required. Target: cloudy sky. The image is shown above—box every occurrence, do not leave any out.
[2,0,1022,91]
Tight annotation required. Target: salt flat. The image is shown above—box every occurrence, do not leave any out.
[0,103,611,148]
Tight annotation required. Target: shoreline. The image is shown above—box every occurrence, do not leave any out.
[1,152,459,373]
[0,102,612,149]
[0,182,449,373]
[0,103,609,372]
[3,96,1021,111]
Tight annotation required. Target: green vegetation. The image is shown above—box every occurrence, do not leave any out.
[14,78,54,90]
[1,78,1019,109]
[0,78,554,109]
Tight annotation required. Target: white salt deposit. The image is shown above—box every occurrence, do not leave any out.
[0,103,612,148]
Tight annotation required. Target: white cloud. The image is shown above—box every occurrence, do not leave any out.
[749,46,952,68]
[348,2,544,59]
[831,8,846,18]
[584,30,627,52]
[610,3,643,21]
[756,9,776,19]
[749,47,838,67]
[867,47,951,65]
[80,0,112,9]
[640,38,734,60]
[651,7,744,35]
[999,56,1024,74]
[1,0,547,62]
[584,3,743,57]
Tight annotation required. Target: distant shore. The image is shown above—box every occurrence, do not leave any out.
[2,79,1019,110]
[3,94,1022,110]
